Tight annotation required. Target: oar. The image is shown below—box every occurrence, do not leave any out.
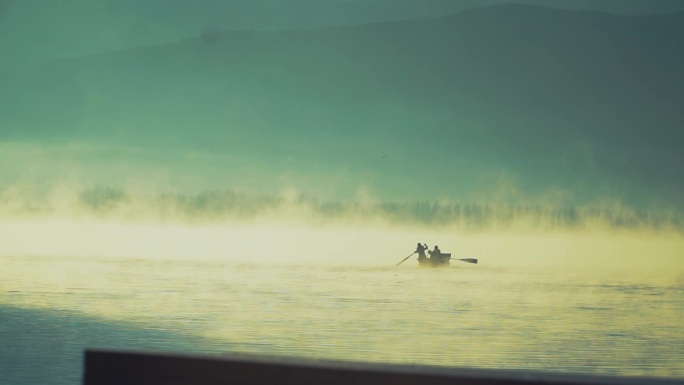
[454,258,478,264]
[396,252,416,266]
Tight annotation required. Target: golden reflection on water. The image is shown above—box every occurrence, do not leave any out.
[1,219,683,378]
[2,261,684,377]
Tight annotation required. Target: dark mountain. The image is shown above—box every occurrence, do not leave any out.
[1,4,683,208]
[3,0,684,71]
[343,0,684,17]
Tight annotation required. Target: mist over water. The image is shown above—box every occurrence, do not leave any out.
[4,134,684,385]
[2,182,683,278]
[2,182,683,385]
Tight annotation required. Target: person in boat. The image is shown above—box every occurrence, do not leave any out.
[429,245,442,262]
[415,243,428,262]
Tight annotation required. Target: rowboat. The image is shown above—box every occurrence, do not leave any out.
[395,249,477,267]
[418,253,451,267]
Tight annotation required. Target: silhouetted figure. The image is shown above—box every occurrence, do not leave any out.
[429,245,442,262]
[415,243,428,261]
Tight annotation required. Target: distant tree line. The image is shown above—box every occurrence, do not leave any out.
[78,187,683,231]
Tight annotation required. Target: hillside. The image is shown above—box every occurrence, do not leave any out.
[3,0,684,70]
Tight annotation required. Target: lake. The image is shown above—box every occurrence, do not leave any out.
[1,254,683,385]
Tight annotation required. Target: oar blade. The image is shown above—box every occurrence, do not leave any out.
[457,258,478,264]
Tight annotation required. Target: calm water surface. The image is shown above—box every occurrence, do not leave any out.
[1,255,683,384]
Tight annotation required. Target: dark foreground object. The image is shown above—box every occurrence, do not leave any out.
[419,252,452,267]
[82,349,681,385]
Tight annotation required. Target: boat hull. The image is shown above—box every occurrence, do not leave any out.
[417,253,451,267]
